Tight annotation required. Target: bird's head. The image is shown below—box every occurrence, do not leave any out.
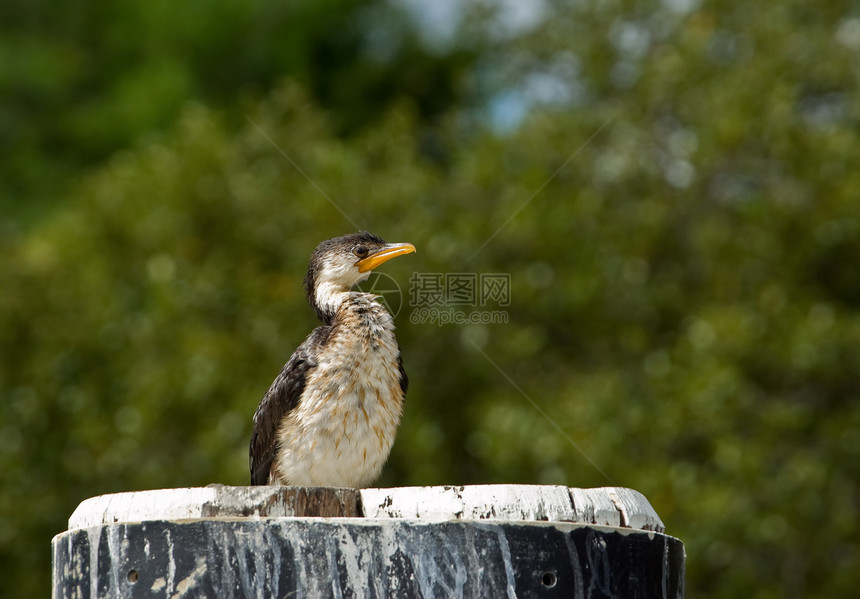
[304,232,416,322]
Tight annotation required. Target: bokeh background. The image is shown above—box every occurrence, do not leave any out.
[2,0,859,596]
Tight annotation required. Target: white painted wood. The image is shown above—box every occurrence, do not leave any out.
[67,485,665,533]
[69,488,216,530]
[606,487,665,532]
[568,487,622,527]
[461,484,574,521]
[360,485,574,522]
[360,485,459,520]
[67,485,360,530]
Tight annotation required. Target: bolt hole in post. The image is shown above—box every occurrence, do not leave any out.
[541,570,557,589]
[127,569,138,584]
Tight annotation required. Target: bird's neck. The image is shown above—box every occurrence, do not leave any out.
[313,282,381,325]
[312,281,347,324]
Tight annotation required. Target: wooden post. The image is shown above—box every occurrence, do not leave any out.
[52,485,684,597]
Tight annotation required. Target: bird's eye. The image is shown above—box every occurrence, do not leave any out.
[354,246,369,258]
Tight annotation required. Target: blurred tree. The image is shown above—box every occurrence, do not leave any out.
[0,0,474,225]
[1,0,859,598]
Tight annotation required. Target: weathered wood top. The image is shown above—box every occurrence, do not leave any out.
[67,484,665,533]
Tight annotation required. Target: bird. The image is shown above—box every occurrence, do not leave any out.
[249,232,416,487]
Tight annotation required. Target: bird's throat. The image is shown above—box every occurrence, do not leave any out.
[314,282,351,324]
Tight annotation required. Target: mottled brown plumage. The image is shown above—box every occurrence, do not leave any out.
[250,233,414,487]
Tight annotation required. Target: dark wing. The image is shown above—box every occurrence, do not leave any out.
[397,351,408,395]
[249,326,330,485]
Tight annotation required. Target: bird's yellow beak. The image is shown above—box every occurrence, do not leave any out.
[356,242,416,273]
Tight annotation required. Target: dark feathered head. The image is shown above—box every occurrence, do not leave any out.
[303,232,415,323]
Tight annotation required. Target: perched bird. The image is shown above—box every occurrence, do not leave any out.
[250,232,416,487]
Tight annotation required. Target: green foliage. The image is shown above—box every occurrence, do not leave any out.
[2,1,860,597]
[0,0,471,224]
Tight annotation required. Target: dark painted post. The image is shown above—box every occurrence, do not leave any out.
[52,485,684,597]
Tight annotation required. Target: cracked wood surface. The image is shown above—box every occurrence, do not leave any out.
[68,484,664,533]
